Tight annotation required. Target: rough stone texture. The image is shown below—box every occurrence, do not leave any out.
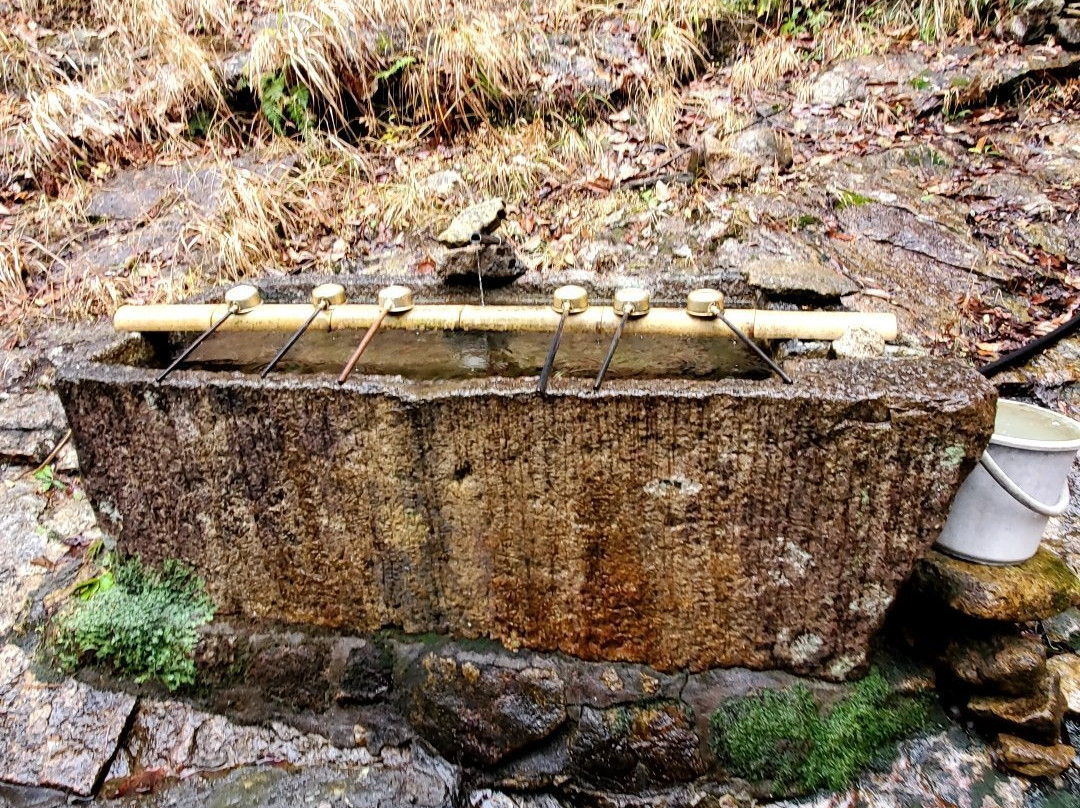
[246,639,331,711]
[108,749,460,808]
[0,644,136,795]
[568,702,702,788]
[776,727,1027,808]
[992,733,1075,778]
[943,633,1047,696]
[56,342,995,678]
[913,548,1080,622]
[967,671,1064,743]
[336,640,393,704]
[0,474,49,636]
[745,258,858,300]
[836,204,983,272]
[728,127,793,176]
[468,791,565,808]
[104,698,373,785]
[1048,654,1080,716]
[999,0,1064,43]
[406,652,567,766]
[1059,17,1080,47]
[832,326,886,359]
[1043,607,1080,651]
[436,199,505,246]
[0,391,68,465]
[434,242,524,284]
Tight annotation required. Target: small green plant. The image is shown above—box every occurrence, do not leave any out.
[374,55,416,82]
[186,107,214,139]
[780,5,831,36]
[711,670,929,794]
[52,555,215,691]
[834,189,874,210]
[260,71,312,136]
[909,72,932,91]
[712,685,818,786]
[33,464,68,493]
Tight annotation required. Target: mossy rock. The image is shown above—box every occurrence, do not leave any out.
[710,669,930,795]
[912,548,1080,623]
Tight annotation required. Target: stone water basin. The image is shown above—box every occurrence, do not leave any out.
[54,285,996,681]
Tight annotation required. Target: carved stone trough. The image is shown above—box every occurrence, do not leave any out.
[54,279,996,682]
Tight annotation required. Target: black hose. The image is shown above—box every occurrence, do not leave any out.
[979,309,1080,378]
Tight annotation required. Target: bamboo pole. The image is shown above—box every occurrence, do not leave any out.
[113,303,898,342]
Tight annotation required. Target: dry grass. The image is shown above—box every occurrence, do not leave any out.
[0,28,65,95]
[0,239,28,300]
[13,84,125,175]
[248,0,365,122]
[0,0,1005,337]
[2,0,228,176]
[730,36,803,95]
[190,161,307,282]
[401,8,535,129]
[347,119,562,234]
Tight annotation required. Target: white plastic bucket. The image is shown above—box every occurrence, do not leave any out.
[935,399,1080,565]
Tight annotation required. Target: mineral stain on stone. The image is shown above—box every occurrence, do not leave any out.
[56,333,995,680]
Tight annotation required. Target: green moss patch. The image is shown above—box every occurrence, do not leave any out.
[710,670,929,794]
[51,556,215,691]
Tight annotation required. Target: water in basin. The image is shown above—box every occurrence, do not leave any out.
[149,329,771,381]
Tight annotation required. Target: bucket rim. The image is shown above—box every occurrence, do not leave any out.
[989,399,1080,451]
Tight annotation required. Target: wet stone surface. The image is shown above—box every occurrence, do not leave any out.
[1047,654,1080,717]
[775,727,1030,808]
[968,672,1065,743]
[105,699,375,784]
[993,733,1076,779]
[56,351,996,679]
[944,633,1048,696]
[406,652,568,766]
[0,645,136,796]
[568,701,703,788]
[913,549,1080,623]
[112,748,461,808]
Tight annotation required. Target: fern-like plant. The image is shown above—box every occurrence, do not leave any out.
[259,71,312,136]
[52,556,215,691]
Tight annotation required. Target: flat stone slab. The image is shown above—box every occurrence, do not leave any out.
[745,258,857,299]
[108,751,460,808]
[967,671,1063,743]
[0,474,49,636]
[0,391,68,465]
[943,633,1046,696]
[105,699,372,784]
[0,645,136,795]
[913,548,1080,622]
[436,199,505,246]
[992,733,1075,779]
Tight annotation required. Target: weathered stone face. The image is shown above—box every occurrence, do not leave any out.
[55,332,995,680]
